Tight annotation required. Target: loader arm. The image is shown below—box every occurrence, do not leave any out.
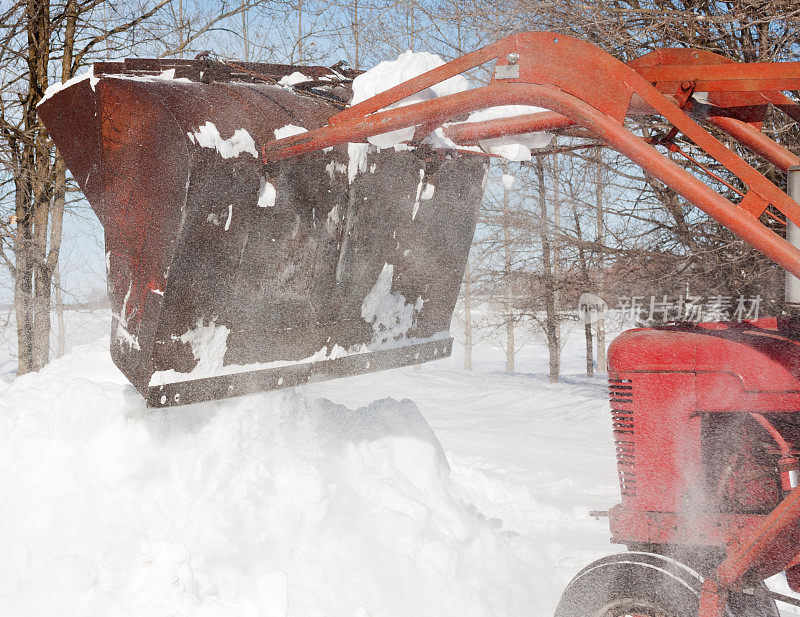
[263,32,800,279]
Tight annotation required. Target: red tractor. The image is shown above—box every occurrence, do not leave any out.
[557,314,800,617]
[40,31,800,617]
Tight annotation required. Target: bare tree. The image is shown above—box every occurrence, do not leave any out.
[594,148,606,372]
[0,0,176,373]
[533,155,560,381]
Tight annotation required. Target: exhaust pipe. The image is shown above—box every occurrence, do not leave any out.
[786,166,800,307]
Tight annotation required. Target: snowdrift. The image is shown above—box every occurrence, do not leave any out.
[0,338,539,616]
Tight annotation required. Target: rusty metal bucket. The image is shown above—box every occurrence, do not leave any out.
[38,58,486,407]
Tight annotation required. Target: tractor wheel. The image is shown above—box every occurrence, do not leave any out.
[554,552,778,617]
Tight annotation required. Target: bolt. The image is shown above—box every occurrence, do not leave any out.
[506,52,520,65]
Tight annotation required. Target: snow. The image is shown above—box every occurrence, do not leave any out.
[463,106,553,161]
[173,317,231,379]
[466,105,548,124]
[411,170,434,220]
[114,281,140,351]
[148,310,449,385]
[148,339,331,387]
[348,142,370,183]
[367,126,416,150]
[224,204,233,231]
[350,50,470,153]
[422,127,481,153]
[501,173,515,190]
[347,53,554,159]
[259,177,277,207]
[325,160,347,180]
[274,124,308,139]
[0,311,617,617]
[351,50,469,108]
[477,134,551,162]
[40,65,197,105]
[361,263,425,345]
[0,340,515,616]
[188,121,258,159]
[38,66,99,105]
[278,71,313,87]
[108,72,194,85]
[5,309,800,616]
[344,50,554,166]
[154,68,194,83]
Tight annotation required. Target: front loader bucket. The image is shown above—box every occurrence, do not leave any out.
[39,60,486,407]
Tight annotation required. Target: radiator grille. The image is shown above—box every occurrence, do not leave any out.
[609,376,636,497]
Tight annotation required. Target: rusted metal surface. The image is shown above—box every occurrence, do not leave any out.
[38,59,486,407]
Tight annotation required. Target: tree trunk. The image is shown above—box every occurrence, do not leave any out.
[464,258,472,370]
[16,0,52,374]
[50,150,68,360]
[6,0,169,375]
[535,156,559,382]
[178,0,185,58]
[502,163,514,373]
[54,264,65,358]
[48,0,75,364]
[241,1,249,61]
[585,319,594,377]
[14,175,33,374]
[572,201,593,378]
[31,148,52,369]
[297,0,303,63]
[595,148,607,373]
[552,146,562,368]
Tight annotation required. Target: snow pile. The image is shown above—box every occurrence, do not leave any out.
[350,51,469,152]
[351,51,468,108]
[0,339,534,617]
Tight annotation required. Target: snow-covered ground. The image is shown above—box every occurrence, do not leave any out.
[0,310,795,616]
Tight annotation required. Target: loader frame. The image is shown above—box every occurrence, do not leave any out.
[260,32,800,617]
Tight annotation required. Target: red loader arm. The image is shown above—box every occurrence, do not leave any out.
[263,32,800,279]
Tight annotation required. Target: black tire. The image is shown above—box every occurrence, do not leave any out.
[554,552,778,617]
